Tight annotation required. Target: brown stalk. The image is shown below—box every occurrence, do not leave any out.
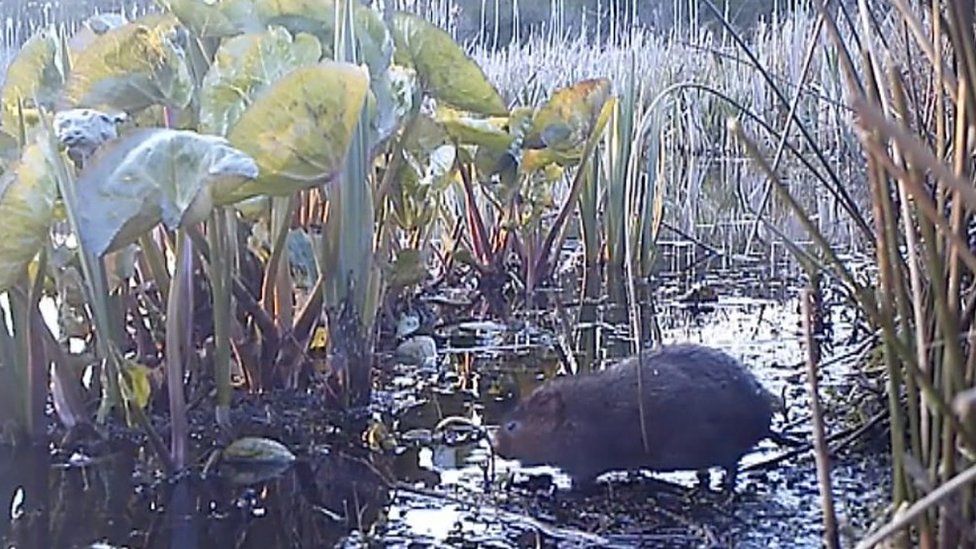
[801,286,840,549]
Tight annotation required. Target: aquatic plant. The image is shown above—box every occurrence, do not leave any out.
[736,1,976,546]
[0,0,622,466]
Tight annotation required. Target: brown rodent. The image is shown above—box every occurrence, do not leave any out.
[492,344,777,488]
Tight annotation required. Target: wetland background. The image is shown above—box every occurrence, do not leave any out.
[1,0,974,547]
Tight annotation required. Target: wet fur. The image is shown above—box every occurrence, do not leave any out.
[494,344,775,485]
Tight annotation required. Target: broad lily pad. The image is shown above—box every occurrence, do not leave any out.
[1,26,66,130]
[225,62,369,202]
[200,27,322,136]
[75,128,259,257]
[62,14,194,113]
[0,143,58,291]
[391,12,507,116]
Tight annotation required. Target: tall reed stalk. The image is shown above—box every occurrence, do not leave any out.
[738,1,976,544]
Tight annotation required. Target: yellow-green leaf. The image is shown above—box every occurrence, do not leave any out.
[159,0,240,37]
[525,78,612,153]
[74,128,259,256]
[1,26,65,130]
[121,360,153,411]
[200,27,322,136]
[62,14,193,112]
[391,12,506,116]
[225,62,369,202]
[0,143,57,292]
[522,148,579,172]
[436,107,513,150]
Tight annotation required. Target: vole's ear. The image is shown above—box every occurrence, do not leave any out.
[529,387,564,417]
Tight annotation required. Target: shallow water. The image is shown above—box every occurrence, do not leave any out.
[1,270,890,548]
[376,289,889,547]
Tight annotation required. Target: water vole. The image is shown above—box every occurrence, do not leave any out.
[492,344,777,488]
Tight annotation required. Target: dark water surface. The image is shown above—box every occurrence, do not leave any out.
[1,267,891,547]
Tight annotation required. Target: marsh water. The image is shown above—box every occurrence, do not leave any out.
[0,242,891,548]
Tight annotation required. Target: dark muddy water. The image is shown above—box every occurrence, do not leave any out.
[1,261,891,548]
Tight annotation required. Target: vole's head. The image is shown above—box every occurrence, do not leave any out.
[492,384,567,465]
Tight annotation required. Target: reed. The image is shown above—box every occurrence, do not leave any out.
[737,1,976,544]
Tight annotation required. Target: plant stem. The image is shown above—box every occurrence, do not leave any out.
[209,209,232,429]
[166,232,192,470]
[801,284,839,549]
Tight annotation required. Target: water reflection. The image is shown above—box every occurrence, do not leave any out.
[0,444,391,548]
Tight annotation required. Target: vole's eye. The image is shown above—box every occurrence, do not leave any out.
[504,420,518,432]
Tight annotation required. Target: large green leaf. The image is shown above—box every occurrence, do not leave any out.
[524,78,612,153]
[225,62,369,202]
[251,0,391,69]
[391,12,506,116]
[1,26,66,130]
[0,143,57,291]
[200,27,322,136]
[74,128,258,256]
[157,0,240,38]
[248,1,398,144]
[436,107,513,150]
[62,14,194,113]
[68,13,129,53]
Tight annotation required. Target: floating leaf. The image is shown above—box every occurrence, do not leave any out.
[223,436,296,464]
[525,78,612,153]
[62,14,193,113]
[75,128,259,257]
[200,27,322,136]
[1,26,66,130]
[225,62,369,202]
[391,12,506,116]
[0,143,57,291]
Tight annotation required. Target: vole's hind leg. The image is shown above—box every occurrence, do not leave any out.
[696,469,712,490]
[720,462,740,503]
[722,463,739,492]
[569,474,601,496]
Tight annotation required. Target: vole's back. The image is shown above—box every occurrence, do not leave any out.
[493,344,775,483]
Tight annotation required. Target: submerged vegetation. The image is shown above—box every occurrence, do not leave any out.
[0,0,974,547]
